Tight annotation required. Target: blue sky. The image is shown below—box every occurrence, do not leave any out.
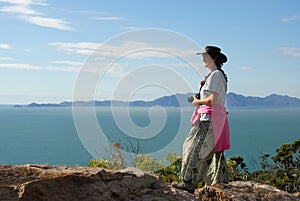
[0,0,300,104]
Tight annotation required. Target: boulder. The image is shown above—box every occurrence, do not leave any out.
[194,181,299,201]
[0,164,299,201]
[0,165,197,201]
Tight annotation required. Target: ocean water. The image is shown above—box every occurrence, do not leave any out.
[0,105,299,171]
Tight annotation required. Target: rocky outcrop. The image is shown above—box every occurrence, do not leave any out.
[0,165,198,201]
[0,164,299,201]
[194,181,299,201]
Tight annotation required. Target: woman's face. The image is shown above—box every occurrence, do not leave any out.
[202,53,215,69]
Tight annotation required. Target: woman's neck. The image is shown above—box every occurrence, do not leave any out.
[209,66,217,71]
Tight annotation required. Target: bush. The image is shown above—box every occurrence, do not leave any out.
[135,154,165,172]
[155,153,182,184]
[227,156,250,181]
[250,138,300,193]
[88,138,300,193]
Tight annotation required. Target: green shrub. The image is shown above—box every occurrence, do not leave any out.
[250,138,300,193]
[88,138,300,193]
[227,156,250,181]
[135,154,165,172]
[155,153,182,184]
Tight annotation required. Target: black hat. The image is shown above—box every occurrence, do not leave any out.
[196,46,227,63]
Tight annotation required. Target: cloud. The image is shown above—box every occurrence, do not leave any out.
[49,42,100,55]
[0,0,47,6]
[49,41,198,59]
[121,26,139,30]
[0,43,11,49]
[0,57,14,61]
[48,41,202,77]
[76,10,108,15]
[94,17,130,21]
[280,16,300,22]
[0,62,128,76]
[278,47,300,58]
[0,0,73,31]
[51,60,83,66]
[19,15,73,31]
[0,63,79,72]
[0,63,42,70]
[0,0,46,15]
[236,66,251,71]
[0,5,40,15]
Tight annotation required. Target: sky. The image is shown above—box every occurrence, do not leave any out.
[0,0,300,104]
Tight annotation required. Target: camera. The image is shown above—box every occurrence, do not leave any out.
[188,93,200,102]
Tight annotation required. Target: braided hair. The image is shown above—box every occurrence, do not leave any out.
[217,68,228,83]
[207,52,228,83]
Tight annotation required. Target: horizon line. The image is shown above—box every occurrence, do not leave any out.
[1,92,299,106]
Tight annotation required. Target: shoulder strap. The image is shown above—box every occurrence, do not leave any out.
[198,69,217,94]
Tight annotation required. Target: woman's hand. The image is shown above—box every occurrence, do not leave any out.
[192,95,200,107]
[191,91,219,107]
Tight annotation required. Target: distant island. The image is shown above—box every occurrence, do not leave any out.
[14,92,300,108]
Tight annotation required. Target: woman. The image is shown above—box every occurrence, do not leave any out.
[172,46,230,192]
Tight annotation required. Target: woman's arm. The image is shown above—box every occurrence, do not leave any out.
[192,91,218,107]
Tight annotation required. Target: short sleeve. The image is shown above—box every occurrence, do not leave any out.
[206,71,224,94]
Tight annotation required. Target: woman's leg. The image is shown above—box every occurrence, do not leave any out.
[180,121,214,185]
[204,151,229,185]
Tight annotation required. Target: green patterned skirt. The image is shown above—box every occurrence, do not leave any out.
[180,121,229,186]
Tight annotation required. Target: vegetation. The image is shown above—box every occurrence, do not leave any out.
[250,138,300,193]
[227,156,250,181]
[89,138,300,193]
[155,152,181,183]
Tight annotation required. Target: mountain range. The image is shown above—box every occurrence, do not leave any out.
[226,93,300,107]
[15,92,300,108]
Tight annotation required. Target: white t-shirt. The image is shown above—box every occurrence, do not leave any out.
[199,69,227,121]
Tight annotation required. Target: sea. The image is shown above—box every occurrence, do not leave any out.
[0,105,299,172]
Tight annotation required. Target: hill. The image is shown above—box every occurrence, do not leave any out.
[16,93,300,108]
[226,93,300,107]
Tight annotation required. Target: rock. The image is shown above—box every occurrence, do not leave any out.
[0,165,197,201]
[0,164,299,201]
[194,181,299,201]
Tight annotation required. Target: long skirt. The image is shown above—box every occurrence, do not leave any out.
[180,121,229,186]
